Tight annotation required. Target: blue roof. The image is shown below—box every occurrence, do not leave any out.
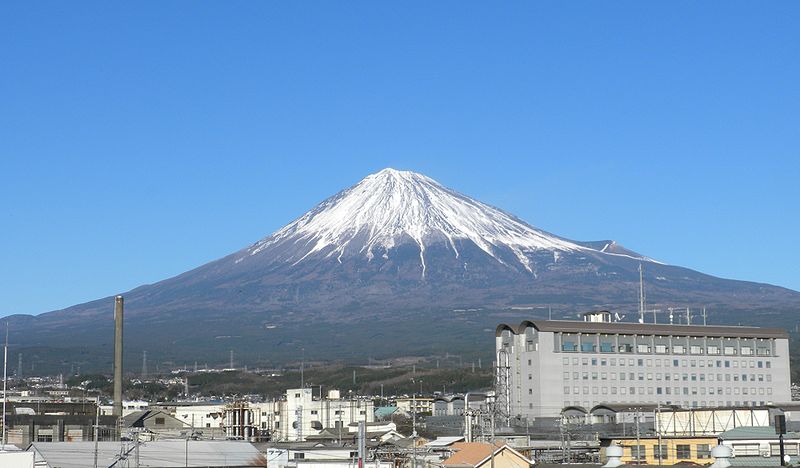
[374,406,398,418]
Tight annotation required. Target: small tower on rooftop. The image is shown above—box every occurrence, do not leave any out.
[582,310,612,323]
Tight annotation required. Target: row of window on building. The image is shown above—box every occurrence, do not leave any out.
[628,443,711,461]
[628,443,800,459]
[562,371,773,383]
[560,339,772,356]
[560,356,773,368]
[569,400,769,409]
[562,385,774,396]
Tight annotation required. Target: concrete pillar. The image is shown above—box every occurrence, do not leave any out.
[113,296,124,418]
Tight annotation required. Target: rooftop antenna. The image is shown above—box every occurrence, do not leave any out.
[685,308,691,325]
[638,263,646,324]
[702,307,707,326]
[141,351,147,380]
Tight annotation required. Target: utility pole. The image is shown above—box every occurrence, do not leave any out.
[134,431,140,468]
[141,351,147,379]
[2,322,8,450]
[635,408,642,464]
[357,421,366,468]
[489,403,496,468]
[656,402,663,467]
[638,263,646,323]
[93,405,100,468]
[412,385,417,468]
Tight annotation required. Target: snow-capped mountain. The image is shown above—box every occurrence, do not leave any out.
[238,168,651,277]
[7,168,800,371]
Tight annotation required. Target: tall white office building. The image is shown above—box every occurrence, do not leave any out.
[495,311,791,420]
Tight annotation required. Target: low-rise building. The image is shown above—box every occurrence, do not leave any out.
[719,426,800,464]
[121,410,190,440]
[3,402,117,447]
[600,435,718,466]
[395,397,434,414]
[434,396,465,416]
[441,442,533,468]
[269,388,374,442]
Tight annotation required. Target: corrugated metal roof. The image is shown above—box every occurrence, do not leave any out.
[29,440,266,467]
[497,319,788,339]
[720,426,800,440]
[425,436,465,447]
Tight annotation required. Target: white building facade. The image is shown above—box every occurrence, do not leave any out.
[270,388,374,441]
[496,316,791,420]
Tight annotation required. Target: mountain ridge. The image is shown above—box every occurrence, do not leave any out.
[6,168,800,373]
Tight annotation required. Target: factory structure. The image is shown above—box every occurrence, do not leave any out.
[495,310,792,422]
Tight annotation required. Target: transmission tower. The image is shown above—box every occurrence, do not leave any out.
[494,349,512,428]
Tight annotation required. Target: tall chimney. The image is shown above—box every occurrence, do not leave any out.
[113,295,124,417]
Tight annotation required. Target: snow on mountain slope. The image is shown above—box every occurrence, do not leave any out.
[241,168,652,275]
[245,168,581,273]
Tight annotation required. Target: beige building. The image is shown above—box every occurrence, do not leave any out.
[601,435,718,466]
[395,397,434,414]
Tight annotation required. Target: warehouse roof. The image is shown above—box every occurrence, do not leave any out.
[28,441,266,468]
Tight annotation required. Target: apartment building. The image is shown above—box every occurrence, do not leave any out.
[495,311,791,420]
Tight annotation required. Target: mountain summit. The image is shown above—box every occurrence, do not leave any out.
[240,168,649,278]
[8,168,800,371]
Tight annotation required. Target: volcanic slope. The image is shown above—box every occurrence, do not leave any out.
[9,168,800,371]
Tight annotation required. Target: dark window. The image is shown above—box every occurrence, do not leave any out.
[697,444,711,459]
[654,444,668,460]
[155,417,165,425]
[676,445,691,459]
[631,445,646,461]
[294,453,305,460]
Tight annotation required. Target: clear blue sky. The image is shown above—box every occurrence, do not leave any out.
[2,2,799,317]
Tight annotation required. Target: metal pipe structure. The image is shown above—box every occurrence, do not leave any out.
[113,296,124,418]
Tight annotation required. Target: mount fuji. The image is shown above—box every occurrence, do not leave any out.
[8,168,800,371]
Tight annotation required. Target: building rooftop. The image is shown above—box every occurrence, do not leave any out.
[374,406,398,418]
[442,442,504,466]
[719,426,800,440]
[496,319,789,339]
[425,436,465,448]
[28,440,265,467]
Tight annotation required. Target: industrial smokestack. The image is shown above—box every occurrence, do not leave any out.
[113,295,124,417]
